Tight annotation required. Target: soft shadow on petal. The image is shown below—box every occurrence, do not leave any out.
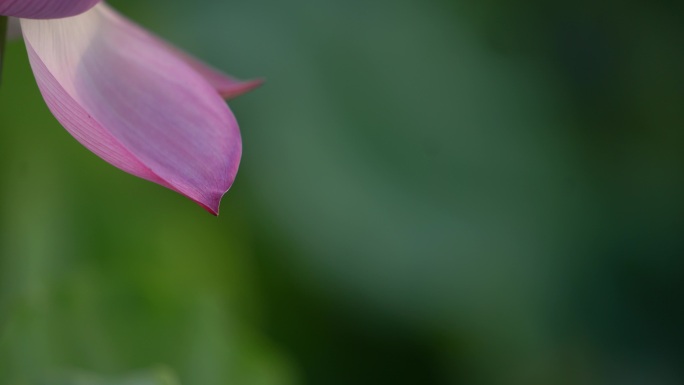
[6,17,21,40]
[21,4,242,214]
[0,0,100,19]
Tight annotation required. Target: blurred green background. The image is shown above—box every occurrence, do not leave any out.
[2,0,684,384]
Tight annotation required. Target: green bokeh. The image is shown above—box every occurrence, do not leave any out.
[2,0,684,384]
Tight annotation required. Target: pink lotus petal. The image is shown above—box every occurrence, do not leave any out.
[169,48,264,99]
[128,23,263,100]
[0,0,99,19]
[21,4,242,214]
[81,7,263,100]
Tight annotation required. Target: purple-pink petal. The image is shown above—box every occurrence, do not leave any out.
[20,4,242,214]
[149,33,264,100]
[0,0,100,19]
[172,50,264,99]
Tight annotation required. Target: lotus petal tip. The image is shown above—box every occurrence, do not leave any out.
[194,189,230,216]
[221,77,265,100]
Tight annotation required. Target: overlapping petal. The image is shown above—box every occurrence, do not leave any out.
[0,0,99,19]
[20,3,242,214]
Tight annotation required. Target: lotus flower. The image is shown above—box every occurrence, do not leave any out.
[0,0,261,214]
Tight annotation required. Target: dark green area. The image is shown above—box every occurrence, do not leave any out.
[0,16,7,85]
[2,0,684,384]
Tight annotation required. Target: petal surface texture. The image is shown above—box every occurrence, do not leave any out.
[0,0,99,19]
[21,4,242,214]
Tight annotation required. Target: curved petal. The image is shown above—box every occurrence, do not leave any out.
[168,47,264,99]
[21,4,242,214]
[0,0,99,19]
[122,21,263,100]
